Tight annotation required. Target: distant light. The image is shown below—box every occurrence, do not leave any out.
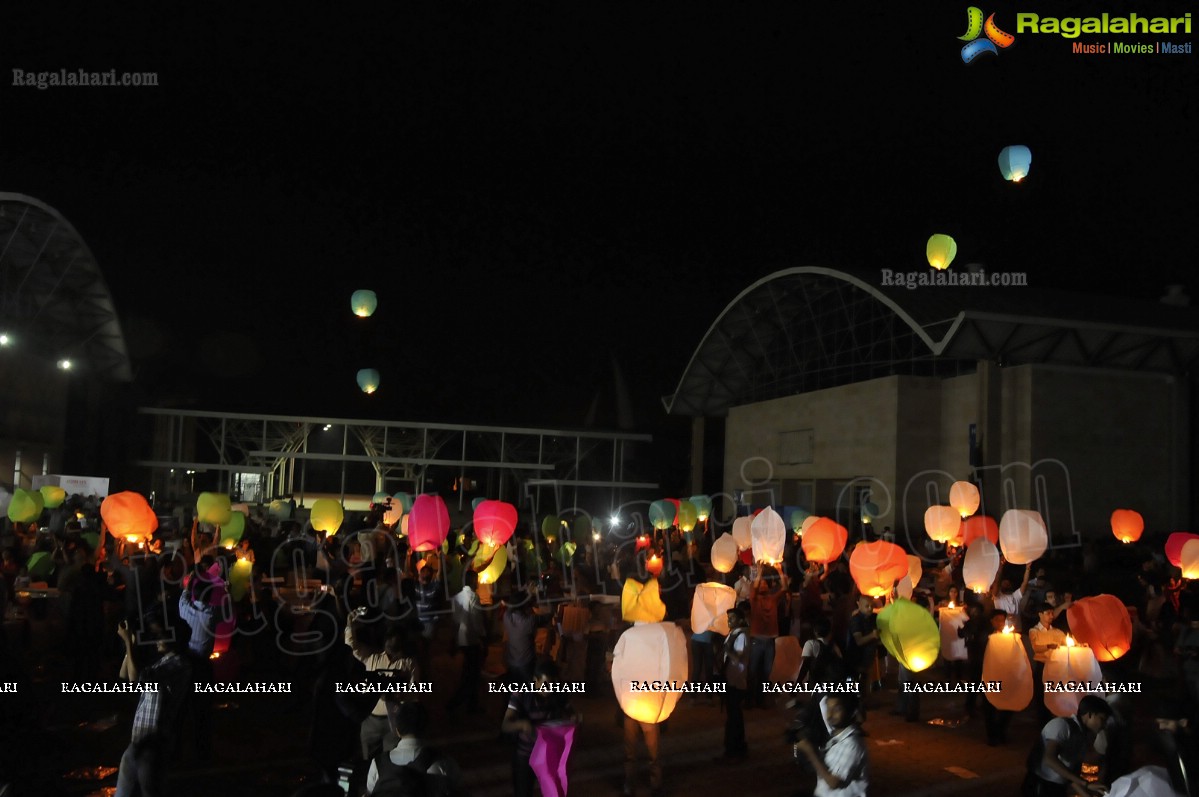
[0,333,10,346]
[57,359,72,370]
[323,424,332,431]
[610,516,620,527]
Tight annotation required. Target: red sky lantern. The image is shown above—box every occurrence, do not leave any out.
[1109,509,1144,544]
[408,494,450,552]
[1066,595,1132,662]
[849,540,908,597]
[801,518,848,564]
[645,552,664,577]
[1165,532,1199,567]
[960,515,1000,547]
[474,500,517,547]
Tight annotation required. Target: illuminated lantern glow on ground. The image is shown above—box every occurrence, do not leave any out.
[907,555,923,587]
[770,636,802,683]
[949,481,980,517]
[408,494,450,552]
[1109,509,1144,544]
[645,552,663,577]
[196,492,233,526]
[998,145,1032,182]
[691,582,736,636]
[39,485,66,509]
[688,495,712,522]
[963,538,1001,593]
[474,500,518,547]
[1066,594,1132,661]
[100,491,159,544]
[350,289,377,317]
[731,517,752,550]
[999,509,1048,564]
[611,622,688,723]
[877,599,939,672]
[1165,532,1199,567]
[621,578,666,623]
[750,507,787,563]
[677,501,698,532]
[6,488,43,524]
[961,515,1000,547]
[939,603,968,661]
[848,541,908,597]
[221,511,247,545]
[1183,540,1199,580]
[648,500,675,531]
[924,506,961,543]
[926,234,958,271]
[801,518,848,564]
[1044,638,1103,718]
[983,626,1033,710]
[711,533,738,573]
[356,368,380,394]
[309,499,344,534]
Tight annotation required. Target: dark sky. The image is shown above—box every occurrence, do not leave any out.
[2,2,1195,433]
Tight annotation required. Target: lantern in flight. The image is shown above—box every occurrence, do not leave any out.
[926,234,958,271]
[475,544,508,585]
[196,492,233,526]
[357,369,380,394]
[961,515,1000,547]
[1109,509,1143,544]
[1166,532,1199,567]
[907,555,923,587]
[711,533,739,573]
[1044,637,1103,718]
[789,508,812,532]
[408,494,450,552]
[801,518,848,564]
[1066,594,1131,661]
[221,511,247,546]
[350,289,378,318]
[101,491,159,545]
[731,517,752,550]
[949,481,980,518]
[611,622,688,723]
[6,488,43,524]
[924,506,961,543]
[648,500,675,530]
[310,499,344,534]
[983,623,1033,711]
[849,541,908,597]
[997,145,1032,182]
[750,507,787,564]
[474,500,518,547]
[963,538,1001,593]
[999,509,1048,564]
[877,599,940,672]
[39,485,66,509]
[939,602,968,662]
[677,501,698,533]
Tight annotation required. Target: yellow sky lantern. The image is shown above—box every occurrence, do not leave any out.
[622,578,666,623]
[310,498,344,534]
[926,234,958,271]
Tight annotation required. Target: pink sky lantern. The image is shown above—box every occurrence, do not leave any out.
[473,500,517,547]
[408,494,450,552]
[1165,532,1199,567]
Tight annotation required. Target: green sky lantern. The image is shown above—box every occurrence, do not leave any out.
[27,550,55,580]
[392,493,413,514]
[998,145,1032,182]
[351,289,378,318]
[648,499,675,530]
[788,508,811,532]
[677,500,698,532]
[221,511,246,546]
[372,491,389,504]
[196,492,233,526]
[541,514,561,542]
[7,488,43,524]
[556,541,577,567]
[688,495,712,522]
[310,498,344,534]
[40,485,66,509]
[574,515,592,540]
[357,368,380,394]
[926,234,958,271]
[878,598,940,672]
[269,499,293,520]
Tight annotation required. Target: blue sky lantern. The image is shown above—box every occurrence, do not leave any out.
[357,368,380,394]
[926,234,957,271]
[351,289,378,318]
[998,145,1032,182]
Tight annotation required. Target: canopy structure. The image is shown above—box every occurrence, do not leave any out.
[0,193,132,381]
[664,266,1199,417]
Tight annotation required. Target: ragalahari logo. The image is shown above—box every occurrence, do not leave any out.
[959,7,1016,63]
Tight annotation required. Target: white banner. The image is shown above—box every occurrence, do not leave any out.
[30,474,110,498]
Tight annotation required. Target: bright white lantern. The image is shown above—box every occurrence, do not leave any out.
[611,622,689,724]
[999,509,1048,564]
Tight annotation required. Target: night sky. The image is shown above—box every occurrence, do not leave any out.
[3,2,1195,437]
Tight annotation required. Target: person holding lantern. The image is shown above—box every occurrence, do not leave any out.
[345,607,424,768]
[1023,695,1112,797]
[748,566,788,707]
[1030,603,1068,725]
[792,693,869,797]
[992,561,1033,631]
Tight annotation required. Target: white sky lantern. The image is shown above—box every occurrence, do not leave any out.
[750,507,786,563]
[1044,636,1103,718]
[896,575,914,599]
[1182,539,1199,580]
[800,515,820,535]
[939,603,969,661]
[963,538,1001,593]
[983,624,1033,711]
[924,505,961,543]
[999,509,1049,564]
[907,555,923,587]
[711,533,739,573]
[611,622,689,724]
[691,582,737,636]
[949,481,980,518]
[731,516,752,550]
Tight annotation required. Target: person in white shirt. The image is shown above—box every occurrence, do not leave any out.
[992,561,1033,630]
[794,694,869,797]
[448,570,486,713]
[345,608,422,762]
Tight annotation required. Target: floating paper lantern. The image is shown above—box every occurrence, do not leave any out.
[711,533,739,573]
[1166,532,1199,567]
[906,555,923,587]
[926,234,958,271]
[409,495,450,551]
[648,500,675,531]
[197,492,233,526]
[801,518,848,564]
[635,533,651,552]
[963,538,1001,593]
[357,368,380,394]
[574,515,592,541]
[961,515,1000,547]
[101,491,158,544]
[1108,509,1144,544]
[1044,637,1103,718]
[939,603,968,661]
[221,511,247,545]
[877,598,940,672]
[1183,540,1199,580]
[849,540,908,597]
[39,485,66,509]
[475,543,509,584]
[999,509,1048,564]
[789,507,811,532]
[983,625,1033,711]
[229,556,253,602]
[309,499,344,534]
[611,622,688,723]
[372,491,389,504]
[770,636,803,683]
[1066,594,1131,661]
[6,488,43,524]
[473,500,517,547]
[689,495,712,522]
[554,541,578,567]
[27,551,54,580]
[998,145,1032,183]
[621,578,666,623]
[731,516,752,550]
[350,289,377,318]
[750,507,787,564]
[383,500,404,527]
[924,506,961,543]
[541,515,561,543]
[645,552,664,577]
[677,501,698,533]
[949,481,980,518]
[691,582,736,636]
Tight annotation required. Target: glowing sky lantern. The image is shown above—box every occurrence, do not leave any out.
[474,500,518,547]
[983,623,1033,711]
[961,515,1000,547]
[906,555,923,587]
[229,556,253,602]
[926,234,958,271]
[998,509,1048,564]
[924,506,961,543]
[939,602,968,661]
[645,552,664,577]
[688,495,712,522]
[221,511,247,546]
[100,491,159,544]
[1044,637,1103,718]
[848,541,908,597]
[1066,594,1131,661]
[621,578,666,623]
[1181,539,1199,580]
[648,500,675,531]
[731,516,753,550]
[39,485,66,509]
[1165,532,1199,567]
[541,515,561,543]
[393,493,414,514]
[998,145,1032,182]
[710,533,739,573]
[800,515,819,535]
[372,491,389,504]
[801,518,848,564]
[475,543,508,585]
[611,622,688,723]
[789,507,812,532]
[691,582,736,636]
[350,289,378,318]
[750,507,787,563]
[1109,509,1144,544]
[949,481,980,518]
[963,538,1001,593]
[357,368,380,394]
[676,500,698,532]
[6,488,43,524]
[408,494,450,552]
[310,498,344,534]
[877,599,940,672]
[635,533,651,552]
[383,499,404,527]
[196,492,233,526]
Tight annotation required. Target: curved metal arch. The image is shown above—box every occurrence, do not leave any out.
[663,266,969,416]
[0,192,132,381]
